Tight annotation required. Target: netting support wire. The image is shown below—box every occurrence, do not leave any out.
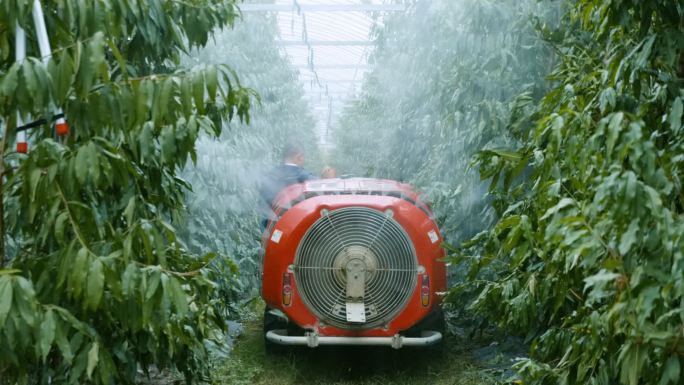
[240,4,406,12]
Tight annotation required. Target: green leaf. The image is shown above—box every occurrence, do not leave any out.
[635,34,656,68]
[159,77,174,119]
[606,112,624,157]
[75,144,91,184]
[495,215,521,233]
[106,38,127,79]
[658,355,681,385]
[159,273,170,322]
[0,277,13,327]
[88,32,106,75]
[193,71,205,113]
[22,59,38,100]
[88,143,101,185]
[28,168,42,204]
[1,64,19,96]
[161,126,176,164]
[584,269,620,292]
[86,342,99,380]
[71,247,89,298]
[669,97,682,133]
[86,259,105,310]
[145,271,161,301]
[139,122,154,162]
[15,277,37,327]
[206,65,218,102]
[54,316,73,363]
[39,309,57,361]
[541,198,575,220]
[55,50,74,103]
[75,39,94,97]
[599,87,616,113]
[619,343,645,385]
[180,77,193,118]
[124,196,136,225]
[54,212,69,243]
[618,219,639,255]
[122,263,137,297]
[168,277,188,314]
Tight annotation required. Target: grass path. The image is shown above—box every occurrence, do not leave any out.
[212,310,501,385]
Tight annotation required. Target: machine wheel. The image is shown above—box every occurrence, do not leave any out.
[263,307,288,354]
[426,309,447,357]
[405,307,446,356]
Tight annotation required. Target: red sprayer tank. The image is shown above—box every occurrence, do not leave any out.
[260,178,446,348]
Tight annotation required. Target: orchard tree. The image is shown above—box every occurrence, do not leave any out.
[0,0,254,383]
[179,11,320,306]
[333,0,557,244]
[454,1,684,384]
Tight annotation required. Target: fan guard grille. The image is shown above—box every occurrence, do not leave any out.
[294,206,418,329]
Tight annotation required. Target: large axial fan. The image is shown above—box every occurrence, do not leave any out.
[294,206,418,330]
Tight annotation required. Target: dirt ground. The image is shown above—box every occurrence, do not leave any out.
[210,314,506,385]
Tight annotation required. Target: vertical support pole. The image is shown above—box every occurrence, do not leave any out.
[32,0,69,137]
[32,0,52,64]
[15,24,27,153]
[15,25,26,62]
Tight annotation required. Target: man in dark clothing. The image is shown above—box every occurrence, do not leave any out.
[259,143,315,230]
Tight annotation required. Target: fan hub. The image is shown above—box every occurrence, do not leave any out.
[333,245,378,284]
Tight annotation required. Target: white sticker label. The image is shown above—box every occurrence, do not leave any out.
[428,230,439,244]
[270,229,283,243]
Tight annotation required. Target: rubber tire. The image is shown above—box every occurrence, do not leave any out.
[263,307,288,354]
[427,309,447,357]
[417,308,446,357]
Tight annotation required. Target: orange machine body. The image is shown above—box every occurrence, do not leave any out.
[260,178,447,337]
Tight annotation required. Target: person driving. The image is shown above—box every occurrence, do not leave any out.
[259,143,315,229]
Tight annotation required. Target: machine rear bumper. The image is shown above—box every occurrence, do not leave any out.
[265,329,442,349]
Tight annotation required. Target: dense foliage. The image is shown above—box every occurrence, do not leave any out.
[179,11,320,309]
[332,0,556,244]
[337,0,684,384]
[0,1,254,383]
[455,1,684,384]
